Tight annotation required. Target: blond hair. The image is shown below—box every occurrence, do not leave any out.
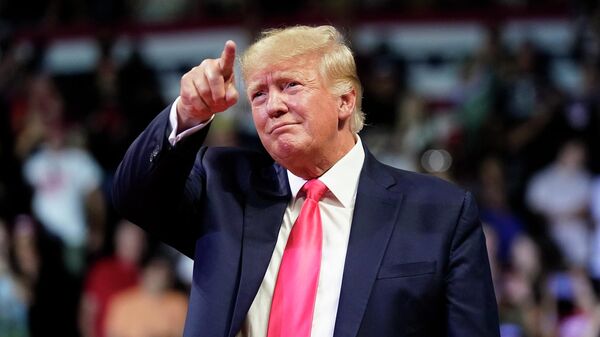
[240,25,365,133]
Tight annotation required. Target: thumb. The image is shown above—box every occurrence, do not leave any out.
[224,82,239,107]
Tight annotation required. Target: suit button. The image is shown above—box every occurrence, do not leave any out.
[150,146,160,163]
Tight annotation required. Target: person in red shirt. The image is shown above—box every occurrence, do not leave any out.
[79,220,146,337]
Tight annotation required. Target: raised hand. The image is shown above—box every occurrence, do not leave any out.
[177,40,239,129]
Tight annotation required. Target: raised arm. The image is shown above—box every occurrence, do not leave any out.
[112,41,239,257]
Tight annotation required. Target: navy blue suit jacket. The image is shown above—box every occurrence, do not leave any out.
[113,106,500,337]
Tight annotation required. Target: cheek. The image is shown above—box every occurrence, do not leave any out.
[313,101,339,127]
[251,109,267,131]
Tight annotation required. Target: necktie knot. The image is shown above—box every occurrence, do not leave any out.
[302,179,328,201]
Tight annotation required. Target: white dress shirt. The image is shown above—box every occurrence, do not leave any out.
[238,137,364,337]
[168,100,365,337]
[167,97,214,145]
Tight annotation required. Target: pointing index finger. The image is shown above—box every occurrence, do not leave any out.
[220,40,236,81]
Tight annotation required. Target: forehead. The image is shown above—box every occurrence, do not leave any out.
[245,54,322,85]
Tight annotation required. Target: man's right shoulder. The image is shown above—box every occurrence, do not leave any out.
[195,146,285,197]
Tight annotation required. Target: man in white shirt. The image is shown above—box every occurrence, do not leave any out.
[113,25,499,337]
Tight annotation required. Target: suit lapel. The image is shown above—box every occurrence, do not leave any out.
[333,150,404,337]
[226,148,404,337]
[228,163,290,337]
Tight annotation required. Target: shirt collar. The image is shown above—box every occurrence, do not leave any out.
[287,136,365,208]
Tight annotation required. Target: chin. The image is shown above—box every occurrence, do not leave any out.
[266,138,307,163]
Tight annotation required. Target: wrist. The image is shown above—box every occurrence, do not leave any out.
[176,101,213,132]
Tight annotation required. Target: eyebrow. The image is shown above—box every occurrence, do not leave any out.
[246,82,263,94]
[247,70,309,92]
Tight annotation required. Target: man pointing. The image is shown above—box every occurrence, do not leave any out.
[113,25,500,337]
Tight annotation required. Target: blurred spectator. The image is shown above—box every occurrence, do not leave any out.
[86,36,132,174]
[0,218,29,337]
[117,48,165,137]
[497,270,538,337]
[573,2,600,64]
[526,58,600,200]
[358,41,405,133]
[12,74,65,160]
[0,93,29,219]
[478,156,525,266]
[12,214,80,337]
[12,216,40,296]
[499,41,563,211]
[503,42,552,128]
[104,254,188,337]
[80,220,145,337]
[543,270,598,337]
[510,235,543,285]
[496,234,545,337]
[526,140,592,268]
[453,55,495,144]
[588,176,600,285]
[560,61,600,173]
[452,27,507,169]
[375,93,430,172]
[22,106,105,274]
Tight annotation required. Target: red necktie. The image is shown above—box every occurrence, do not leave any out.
[267,179,328,337]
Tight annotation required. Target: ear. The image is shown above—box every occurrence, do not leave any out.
[337,88,356,122]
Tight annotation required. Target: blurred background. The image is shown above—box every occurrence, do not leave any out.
[0,0,599,336]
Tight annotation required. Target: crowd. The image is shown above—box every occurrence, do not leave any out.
[0,10,192,336]
[1,1,600,337]
[355,21,600,333]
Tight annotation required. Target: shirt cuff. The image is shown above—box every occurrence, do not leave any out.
[168,96,214,146]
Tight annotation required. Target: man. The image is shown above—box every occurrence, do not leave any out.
[113,25,499,337]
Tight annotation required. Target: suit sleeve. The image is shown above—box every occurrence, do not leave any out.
[446,191,500,337]
[112,105,211,258]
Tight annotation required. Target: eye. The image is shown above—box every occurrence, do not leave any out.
[251,91,265,101]
[283,81,301,92]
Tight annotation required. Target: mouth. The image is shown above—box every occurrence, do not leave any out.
[269,122,298,135]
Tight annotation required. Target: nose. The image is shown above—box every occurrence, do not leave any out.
[266,90,288,118]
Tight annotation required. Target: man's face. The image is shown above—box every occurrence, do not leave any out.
[246,54,346,168]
